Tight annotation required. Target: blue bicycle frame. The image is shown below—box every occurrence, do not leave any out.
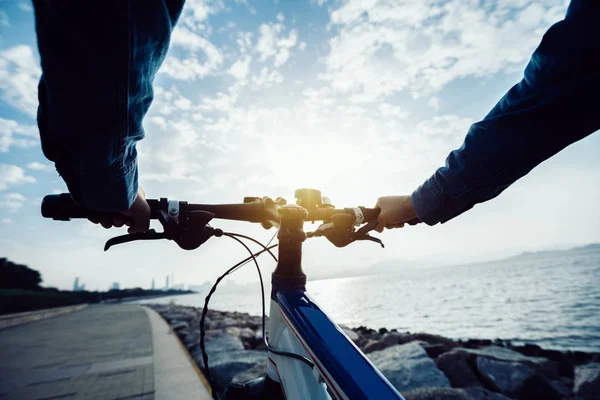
[265,276,405,400]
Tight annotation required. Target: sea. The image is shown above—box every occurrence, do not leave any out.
[136,246,600,353]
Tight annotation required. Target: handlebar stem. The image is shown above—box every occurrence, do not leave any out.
[272,205,308,285]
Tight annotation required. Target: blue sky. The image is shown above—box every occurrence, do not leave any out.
[1,0,598,291]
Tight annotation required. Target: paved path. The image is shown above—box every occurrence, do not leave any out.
[0,304,211,400]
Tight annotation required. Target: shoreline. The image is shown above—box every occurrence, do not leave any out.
[148,303,600,399]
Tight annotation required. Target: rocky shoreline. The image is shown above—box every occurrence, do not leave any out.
[148,304,600,399]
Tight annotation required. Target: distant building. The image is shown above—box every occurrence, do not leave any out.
[165,275,169,290]
[151,279,155,290]
[73,277,85,292]
[111,282,120,290]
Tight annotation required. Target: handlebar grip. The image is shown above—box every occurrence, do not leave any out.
[361,207,380,222]
[41,194,127,221]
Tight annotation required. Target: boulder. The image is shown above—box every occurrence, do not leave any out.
[402,387,469,400]
[368,341,450,392]
[382,332,404,347]
[206,350,267,388]
[422,344,447,359]
[203,332,244,356]
[476,357,535,396]
[450,346,560,380]
[513,374,562,400]
[171,321,189,332]
[364,339,388,353]
[231,362,266,384]
[461,387,511,400]
[574,362,600,398]
[436,352,481,388]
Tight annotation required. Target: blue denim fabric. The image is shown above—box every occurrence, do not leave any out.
[34,0,184,211]
[412,0,600,225]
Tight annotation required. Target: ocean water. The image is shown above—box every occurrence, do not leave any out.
[137,247,600,352]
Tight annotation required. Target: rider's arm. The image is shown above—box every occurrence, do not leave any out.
[411,2,600,225]
[33,0,184,212]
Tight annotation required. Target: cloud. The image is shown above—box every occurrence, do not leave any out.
[0,45,41,117]
[18,3,34,12]
[256,22,298,67]
[160,28,223,80]
[428,97,441,110]
[228,56,252,80]
[0,117,39,152]
[1,217,12,224]
[0,192,26,212]
[27,161,52,171]
[322,0,568,101]
[0,164,36,191]
[0,10,8,26]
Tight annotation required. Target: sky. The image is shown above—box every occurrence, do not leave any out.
[0,0,598,291]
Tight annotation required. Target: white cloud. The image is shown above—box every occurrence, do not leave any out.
[0,192,26,212]
[27,161,52,171]
[322,0,568,101]
[256,22,298,67]
[0,164,36,191]
[1,217,12,224]
[18,3,34,12]
[428,97,440,110]
[251,67,283,88]
[228,56,252,80]
[0,117,39,152]
[276,13,285,22]
[160,28,223,80]
[0,45,41,116]
[0,10,9,26]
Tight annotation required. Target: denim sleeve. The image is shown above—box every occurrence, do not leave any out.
[33,0,185,211]
[411,0,600,225]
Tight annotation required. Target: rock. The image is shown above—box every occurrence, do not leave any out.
[462,387,511,400]
[476,357,536,396]
[379,327,389,334]
[513,374,562,400]
[550,379,572,398]
[450,346,560,380]
[203,332,244,355]
[574,362,600,398]
[231,362,266,384]
[422,344,447,359]
[436,352,481,388]
[240,328,255,341]
[368,341,450,392]
[382,332,404,347]
[204,350,267,389]
[402,387,470,400]
[165,312,195,323]
[225,327,242,337]
[364,339,388,353]
[171,321,189,332]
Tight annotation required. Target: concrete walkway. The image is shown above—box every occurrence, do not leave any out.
[0,304,211,400]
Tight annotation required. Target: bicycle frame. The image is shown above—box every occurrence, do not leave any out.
[265,277,405,400]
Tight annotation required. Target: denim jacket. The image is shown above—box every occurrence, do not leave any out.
[34,0,185,211]
[34,1,598,221]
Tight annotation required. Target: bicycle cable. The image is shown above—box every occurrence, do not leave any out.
[198,232,314,399]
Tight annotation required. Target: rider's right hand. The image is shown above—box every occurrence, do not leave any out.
[374,195,418,233]
[89,185,151,233]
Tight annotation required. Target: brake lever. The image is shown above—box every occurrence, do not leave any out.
[104,229,167,251]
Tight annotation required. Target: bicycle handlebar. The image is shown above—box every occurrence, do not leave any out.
[41,193,380,224]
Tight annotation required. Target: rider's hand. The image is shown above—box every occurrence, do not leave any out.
[89,186,151,233]
[375,195,418,233]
